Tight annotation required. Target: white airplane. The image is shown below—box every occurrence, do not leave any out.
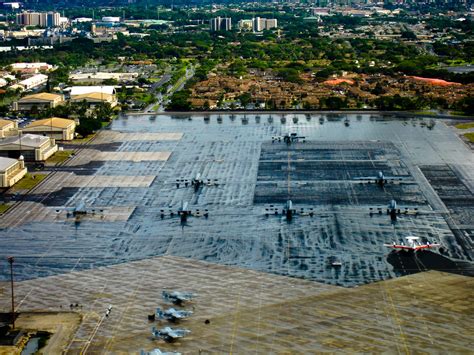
[384,236,440,252]
[152,326,191,342]
[156,307,193,322]
[354,171,408,187]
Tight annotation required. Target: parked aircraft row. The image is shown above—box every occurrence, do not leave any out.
[148,291,195,345]
[265,198,420,223]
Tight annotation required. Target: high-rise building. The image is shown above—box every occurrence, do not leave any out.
[252,17,278,32]
[264,18,278,30]
[210,17,232,31]
[46,12,60,27]
[16,12,61,28]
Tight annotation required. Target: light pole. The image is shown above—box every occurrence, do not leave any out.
[7,256,15,329]
[18,131,22,158]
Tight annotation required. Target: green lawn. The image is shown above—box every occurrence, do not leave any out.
[47,150,74,165]
[463,132,474,143]
[0,203,10,214]
[69,135,95,144]
[455,122,474,130]
[11,173,46,191]
[412,110,436,116]
[450,111,472,117]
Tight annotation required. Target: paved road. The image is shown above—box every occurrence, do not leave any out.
[145,65,195,113]
[144,74,172,113]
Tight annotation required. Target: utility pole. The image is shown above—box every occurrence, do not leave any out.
[7,257,15,330]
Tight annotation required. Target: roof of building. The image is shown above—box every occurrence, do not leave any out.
[18,92,63,102]
[69,86,116,96]
[24,117,75,130]
[69,72,138,80]
[70,92,115,102]
[0,156,20,172]
[324,79,355,86]
[10,62,52,70]
[0,133,50,149]
[18,74,48,86]
[409,76,462,87]
[0,119,15,129]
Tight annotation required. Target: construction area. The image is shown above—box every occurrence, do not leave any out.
[0,113,473,353]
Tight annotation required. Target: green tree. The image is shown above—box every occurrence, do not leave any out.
[324,96,347,110]
[168,90,191,111]
[76,116,102,137]
[238,92,252,107]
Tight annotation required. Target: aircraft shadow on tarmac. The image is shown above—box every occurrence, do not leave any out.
[387,250,474,277]
[6,188,80,206]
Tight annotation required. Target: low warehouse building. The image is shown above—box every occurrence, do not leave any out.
[69,86,118,108]
[0,156,27,188]
[13,92,64,111]
[70,92,118,107]
[0,133,58,161]
[69,72,138,84]
[22,117,76,140]
[0,119,18,138]
[10,73,48,91]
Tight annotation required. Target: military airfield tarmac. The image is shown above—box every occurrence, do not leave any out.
[0,113,473,353]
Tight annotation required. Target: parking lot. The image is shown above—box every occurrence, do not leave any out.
[0,113,473,353]
[0,113,473,286]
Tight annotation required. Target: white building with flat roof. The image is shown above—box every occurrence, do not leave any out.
[10,62,54,73]
[102,17,121,23]
[12,74,48,91]
[69,72,138,84]
[72,17,93,23]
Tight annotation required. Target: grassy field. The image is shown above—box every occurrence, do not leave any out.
[11,173,46,191]
[68,135,95,144]
[412,110,436,116]
[0,203,10,214]
[47,150,74,165]
[455,122,474,129]
[463,132,474,143]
